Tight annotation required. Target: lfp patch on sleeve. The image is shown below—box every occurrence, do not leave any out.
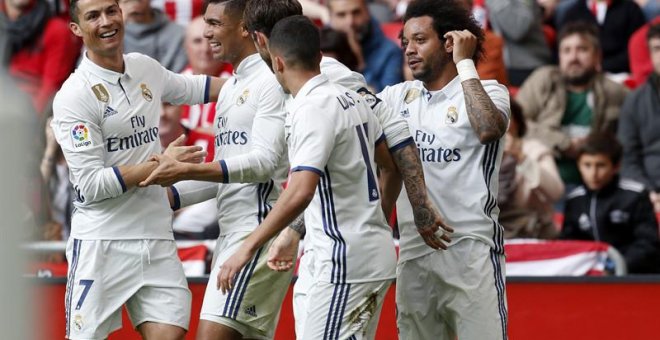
[70,122,94,150]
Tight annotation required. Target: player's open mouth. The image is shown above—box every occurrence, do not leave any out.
[100,30,119,39]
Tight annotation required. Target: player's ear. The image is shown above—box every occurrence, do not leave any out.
[273,55,285,74]
[70,22,83,38]
[444,36,453,54]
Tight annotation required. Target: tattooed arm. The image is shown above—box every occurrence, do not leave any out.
[445,30,508,145]
[391,143,453,249]
[462,78,508,144]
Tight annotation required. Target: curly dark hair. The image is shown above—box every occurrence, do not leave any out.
[403,0,485,64]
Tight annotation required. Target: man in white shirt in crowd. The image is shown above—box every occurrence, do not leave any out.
[378,0,511,338]
[52,0,222,339]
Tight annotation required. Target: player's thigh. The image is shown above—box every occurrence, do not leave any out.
[293,250,315,339]
[445,241,508,340]
[126,240,192,332]
[65,239,142,339]
[302,280,391,340]
[202,232,293,339]
[395,255,451,340]
[137,321,186,340]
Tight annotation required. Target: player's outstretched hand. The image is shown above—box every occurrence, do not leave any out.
[217,247,254,295]
[444,30,477,65]
[164,134,207,164]
[414,202,453,250]
[267,229,300,272]
[139,154,183,187]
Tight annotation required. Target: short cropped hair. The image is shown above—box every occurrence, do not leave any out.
[244,0,302,37]
[578,133,623,165]
[269,15,320,71]
[403,0,485,64]
[70,0,119,24]
[203,0,247,19]
[558,21,601,51]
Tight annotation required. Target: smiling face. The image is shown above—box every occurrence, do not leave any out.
[401,16,448,84]
[70,0,124,61]
[203,2,247,65]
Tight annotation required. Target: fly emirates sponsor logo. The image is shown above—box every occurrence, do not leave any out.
[215,115,248,147]
[106,115,159,152]
[415,130,461,163]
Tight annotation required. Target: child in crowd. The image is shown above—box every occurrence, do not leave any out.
[560,133,660,274]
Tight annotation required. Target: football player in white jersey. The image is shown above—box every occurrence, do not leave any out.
[216,15,398,339]
[52,0,223,339]
[138,1,291,339]
[240,3,453,336]
[378,0,511,339]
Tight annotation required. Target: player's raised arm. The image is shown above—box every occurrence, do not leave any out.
[446,30,508,144]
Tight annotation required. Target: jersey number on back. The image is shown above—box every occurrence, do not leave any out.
[355,124,379,202]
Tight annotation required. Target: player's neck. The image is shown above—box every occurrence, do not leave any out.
[423,65,458,91]
[87,50,125,74]
[289,70,321,98]
[229,44,258,70]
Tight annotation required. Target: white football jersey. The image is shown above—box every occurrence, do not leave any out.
[287,74,397,284]
[52,53,209,240]
[213,54,288,235]
[379,77,510,262]
[318,56,414,151]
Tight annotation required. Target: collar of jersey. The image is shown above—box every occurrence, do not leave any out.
[289,73,329,112]
[232,53,263,81]
[420,75,462,102]
[78,52,135,84]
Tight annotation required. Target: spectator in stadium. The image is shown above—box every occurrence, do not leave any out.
[560,133,660,274]
[327,0,403,91]
[120,0,188,72]
[516,22,627,206]
[459,0,509,85]
[634,0,660,21]
[52,0,222,338]
[557,0,646,76]
[485,0,553,86]
[498,100,564,239]
[618,23,660,213]
[628,16,660,88]
[319,27,361,71]
[0,0,81,115]
[378,0,511,337]
[41,117,73,241]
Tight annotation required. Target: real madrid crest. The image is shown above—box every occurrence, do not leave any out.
[74,314,84,332]
[404,88,421,104]
[141,83,153,102]
[237,89,250,106]
[445,106,458,124]
[91,84,109,103]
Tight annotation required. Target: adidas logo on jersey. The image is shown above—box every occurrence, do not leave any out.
[244,305,257,317]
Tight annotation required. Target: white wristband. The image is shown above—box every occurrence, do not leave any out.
[456,59,479,82]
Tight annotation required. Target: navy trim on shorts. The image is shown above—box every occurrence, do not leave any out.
[490,249,508,340]
[65,239,82,337]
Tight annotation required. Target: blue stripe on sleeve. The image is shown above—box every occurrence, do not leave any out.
[170,185,181,210]
[112,166,127,192]
[291,166,324,177]
[388,136,415,153]
[219,160,229,183]
[204,76,211,103]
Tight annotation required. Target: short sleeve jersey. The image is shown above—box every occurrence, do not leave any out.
[287,74,397,284]
[213,54,288,235]
[379,77,510,262]
[51,53,209,240]
[317,56,414,151]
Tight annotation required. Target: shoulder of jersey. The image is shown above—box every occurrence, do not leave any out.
[566,186,587,200]
[619,178,645,193]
